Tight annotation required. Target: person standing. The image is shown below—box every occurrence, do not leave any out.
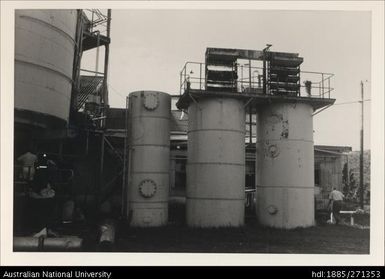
[328,187,345,224]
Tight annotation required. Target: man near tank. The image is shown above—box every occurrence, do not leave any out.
[328,187,345,224]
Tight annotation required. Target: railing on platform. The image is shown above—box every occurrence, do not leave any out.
[179,62,334,99]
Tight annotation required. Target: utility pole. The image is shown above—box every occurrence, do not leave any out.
[359,81,364,209]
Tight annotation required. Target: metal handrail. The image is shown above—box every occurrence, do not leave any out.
[179,62,334,99]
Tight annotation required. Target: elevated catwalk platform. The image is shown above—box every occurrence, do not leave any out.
[176,89,335,113]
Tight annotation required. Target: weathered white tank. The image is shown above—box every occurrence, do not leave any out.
[127,91,171,227]
[186,97,245,227]
[14,10,77,127]
[256,102,315,228]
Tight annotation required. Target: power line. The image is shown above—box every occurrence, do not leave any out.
[333,99,371,106]
[313,98,371,116]
[107,82,126,100]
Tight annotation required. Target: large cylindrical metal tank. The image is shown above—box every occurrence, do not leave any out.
[15,10,77,127]
[186,98,245,227]
[127,91,171,227]
[256,102,315,228]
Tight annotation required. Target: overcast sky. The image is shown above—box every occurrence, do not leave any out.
[82,9,371,151]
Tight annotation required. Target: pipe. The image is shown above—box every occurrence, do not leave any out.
[102,9,111,107]
[99,220,115,244]
[13,237,83,252]
[98,219,115,251]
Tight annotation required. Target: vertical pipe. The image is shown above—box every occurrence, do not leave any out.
[95,33,100,76]
[95,10,111,129]
[199,63,202,90]
[103,9,111,107]
[241,65,243,91]
[125,99,133,221]
[249,105,252,145]
[121,97,128,217]
[360,81,364,209]
[321,73,324,97]
[204,63,207,90]
[346,153,350,187]
[263,56,267,94]
[103,9,111,105]
[298,67,301,97]
[70,10,83,119]
[248,59,252,90]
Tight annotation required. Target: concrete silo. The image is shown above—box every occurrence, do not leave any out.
[15,10,77,128]
[256,102,315,228]
[186,97,246,227]
[127,91,171,227]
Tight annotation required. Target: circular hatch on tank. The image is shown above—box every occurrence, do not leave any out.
[267,144,280,158]
[139,179,157,198]
[143,92,159,110]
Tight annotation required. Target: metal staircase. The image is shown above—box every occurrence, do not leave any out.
[77,75,104,110]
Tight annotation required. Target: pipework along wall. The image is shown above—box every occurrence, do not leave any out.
[127,91,171,227]
[256,102,315,229]
[186,98,245,227]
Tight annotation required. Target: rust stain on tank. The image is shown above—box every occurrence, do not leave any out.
[281,120,289,139]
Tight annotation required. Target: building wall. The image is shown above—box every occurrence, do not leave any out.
[314,152,347,210]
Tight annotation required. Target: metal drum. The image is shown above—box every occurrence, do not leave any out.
[186,98,245,227]
[256,102,315,228]
[15,10,77,127]
[127,91,171,227]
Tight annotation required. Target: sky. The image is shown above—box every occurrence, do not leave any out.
[83,9,371,151]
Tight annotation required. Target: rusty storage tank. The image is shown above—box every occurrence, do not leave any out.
[127,91,171,227]
[14,10,77,128]
[186,98,245,227]
[256,103,315,228]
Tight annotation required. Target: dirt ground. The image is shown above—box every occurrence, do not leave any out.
[109,221,369,254]
[81,200,370,254]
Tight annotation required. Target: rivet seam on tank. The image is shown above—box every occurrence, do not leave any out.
[267,205,278,215]
[143,92,159,110]
[139,179,157,198]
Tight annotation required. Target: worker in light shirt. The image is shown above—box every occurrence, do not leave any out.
[328,187,345,224]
